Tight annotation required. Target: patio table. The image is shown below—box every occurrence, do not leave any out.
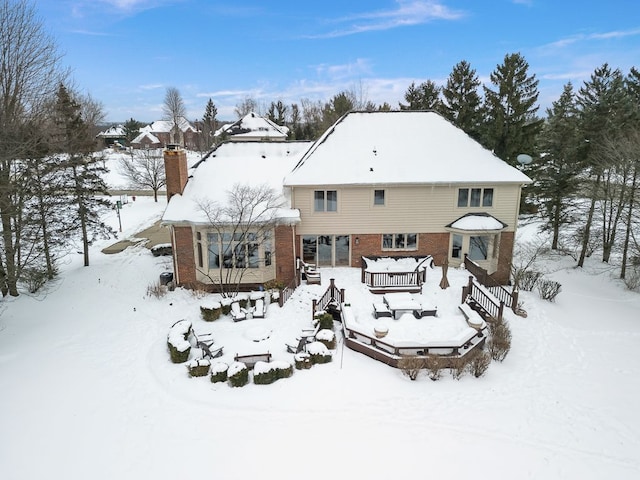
[383,292,422,319]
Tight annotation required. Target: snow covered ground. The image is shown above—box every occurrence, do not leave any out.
[1,182,640,479]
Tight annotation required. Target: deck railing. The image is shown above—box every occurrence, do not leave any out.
[362,270,425,289]
[278,276,299,307]
[462,275,504,321]
[463,254,519,313]
[311,278,345,320]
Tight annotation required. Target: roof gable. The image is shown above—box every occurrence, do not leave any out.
[283,111,531,186]
[215,112,288,139]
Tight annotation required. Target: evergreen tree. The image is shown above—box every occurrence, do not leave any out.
[399,80,441,110]
[537,83,582,249]
[440,60,483,139]
[482,53,542,166]
[200,98,217,150]
[575,64,629,266]
[53,84,114,267]
[267,100,287,126]
[122,118,144,145]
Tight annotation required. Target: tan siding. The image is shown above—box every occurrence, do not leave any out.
[293,184,522,234]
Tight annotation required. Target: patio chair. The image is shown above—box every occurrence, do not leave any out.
[252,298,266,318]
[199,342,224,359]
[285,337,307,354]
[230,301,248,322]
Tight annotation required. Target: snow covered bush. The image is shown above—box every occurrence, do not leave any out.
[151,243,172,257]
[398,356,424,381]
[200,301,222,322]
[210,362,229,383]
[449,356,468,380]
[307,341,332,364]
[316,329,336,349]
[537,279,562,302]
[227,362,249,387]
[294,352,312,370]
[253,361,293,385]
[187,358,211,377]
[519,270,543,291]
[147,281,167,299]
[220,297,233,315]
[167,320,192,363]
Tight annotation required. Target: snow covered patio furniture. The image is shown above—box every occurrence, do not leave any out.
[233,352,272,369]
[383,292,422,319]
[252,298,267,318]
[372,302,392,318]
[301,260,321,285]
[285,337,307,354]
[230,302,248,322]
[413,300,438,318]
[361,256,432,293]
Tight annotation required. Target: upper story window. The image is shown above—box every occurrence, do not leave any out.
[314,190,337,212]
[458,188,494,207]
[374,189,385,206]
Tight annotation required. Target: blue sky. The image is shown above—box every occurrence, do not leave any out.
[33,0,640,123]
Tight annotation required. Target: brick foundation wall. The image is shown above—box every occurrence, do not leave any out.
[172,226,197,286]
[275,225,296,285]
[351,233,450,267]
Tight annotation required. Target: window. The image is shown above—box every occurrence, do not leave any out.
[374,189,385,206]
[207,232,263,269]
[382,233,417,250]
[458,188,494,207]
[469,235,490,261]
[314,190,337,212]
[452,234,463,259]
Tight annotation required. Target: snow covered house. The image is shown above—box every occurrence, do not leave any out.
[96,125,126,147]
[214,112,289,142]
[282,111,531,284]
[162,110,530,290]
[142,117,199,149]
[130,131,162,149]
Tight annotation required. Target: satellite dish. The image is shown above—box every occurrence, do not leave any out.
[517,154,533,165]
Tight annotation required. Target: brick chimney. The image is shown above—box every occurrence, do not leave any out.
[163,144,188,200]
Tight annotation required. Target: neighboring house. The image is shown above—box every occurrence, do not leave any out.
[131,131,162,149]
[142,117,199,149]
[214,112,289,142]
[97,125,126,147]
[283,111,531,284]
[163,110,531,289]
[161,140,312,289]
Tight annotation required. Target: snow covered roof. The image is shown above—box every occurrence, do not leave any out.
[148,117,197,134]
[131,132,160,144]
[283,111,532,186]
[97,125,124,138]
[162,141,312,225]
[446,212,508,231]
[214,112,289,140]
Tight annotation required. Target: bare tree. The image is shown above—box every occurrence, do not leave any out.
[195,184,282,297]
[0,0,66,296]
[119,149,166,202]
[234,96,260,118]
[162,87,186,145]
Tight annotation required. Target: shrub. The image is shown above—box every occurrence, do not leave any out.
[307,341,332,364]
[253,361,293,385]
[167,320,192,363]
[187,358,211,377]
[537,279,562,302]
[200,303,222,322]
[316,329,336,349]
[519,270,543,291]
[151,243,172,257]
[316,313,334,331]
[227,362,249,387]
[424,355,443,381]
[488,321,512,362]
[449,356,468,380]
[294,353,312,370]
[220,297,233,315]
[147,281,167,299]
[398,356,424,381]
[467,350,491,378]
[263,279,285,291]
[22,266,50,294]
[210,362,229,383]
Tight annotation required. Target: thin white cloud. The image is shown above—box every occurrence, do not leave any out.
[542,27,640,50]
[139,83,164,91]
[308,0,465,39]
[314,59,373,80]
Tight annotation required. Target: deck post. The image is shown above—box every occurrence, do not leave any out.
[511,287,519,313]
[498,301,504,321]
[312,299,317,322]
